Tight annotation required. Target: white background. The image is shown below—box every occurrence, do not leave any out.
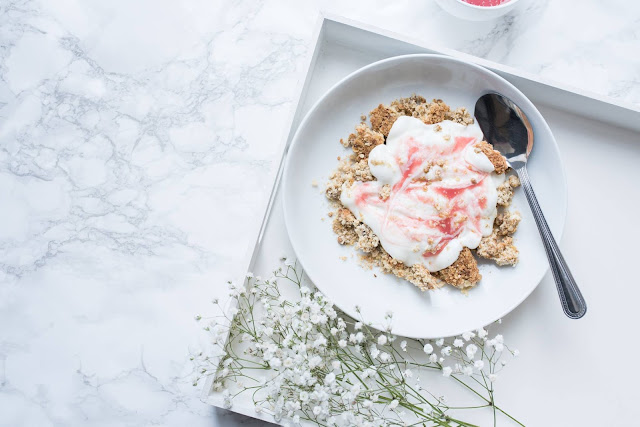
[1,0,639,425]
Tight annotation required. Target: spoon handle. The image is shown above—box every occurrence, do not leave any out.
[516,166,587,319]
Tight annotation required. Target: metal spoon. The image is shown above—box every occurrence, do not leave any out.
[475,93,587,319]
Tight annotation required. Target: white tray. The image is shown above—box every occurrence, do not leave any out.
[202,13,640,425]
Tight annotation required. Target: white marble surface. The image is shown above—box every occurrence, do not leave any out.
[0,0,638,426]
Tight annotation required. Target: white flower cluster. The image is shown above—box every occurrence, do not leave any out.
[434,328,518,382]
[194,260,521,427]
[247,287,344,422]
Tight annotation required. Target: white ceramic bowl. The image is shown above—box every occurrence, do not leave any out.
[434,0,521,21]
[282,54,566,338]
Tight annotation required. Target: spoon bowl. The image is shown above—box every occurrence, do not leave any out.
[475,93,533,167]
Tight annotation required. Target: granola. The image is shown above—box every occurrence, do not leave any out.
[326,96,521,292]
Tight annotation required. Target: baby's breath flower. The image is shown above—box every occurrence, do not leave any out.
[309,355,322,369]
[423,343,433,354]
[370,344,380,359]
[350,383,361,397]
[441,346,452,356]
[270,357,282,368]
[488,373,498,382]
[477,327,488,338]
[435,338,444,347]
[453,339,464,348]
[462,331,475,341]
[338,339,347,348]
[513,349,520,357]
[355,322,363,330]
[388,399,399,409]
[429,354,438,363]
[379,352,390,362]
[222,390,232,409]
[400,340,407,351]
[466,344,478,359]
[377,335,387,346]
[325,372,336,385]
[313,336,327,348]
[332,360,341,370]
[474,360,485,370]
[442,366,452,377]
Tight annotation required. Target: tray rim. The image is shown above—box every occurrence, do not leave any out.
[201,11,640,412]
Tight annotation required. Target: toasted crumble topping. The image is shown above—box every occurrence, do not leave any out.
[325,157,374,201]
[497,175,521,207]
[332,208,359,245]
[474,141,509,174]
[379,184,391,201]
[354,223,380,253]
[435,248,481,289]
[370,104,401,137]
[351,159,374,182]
[391,95,427,115]
[326,95,519,291]
[414,99,450,124]
[477,232,519,266]
[495,210,521,236]
[359,247,442,291]
[348,124,384,158]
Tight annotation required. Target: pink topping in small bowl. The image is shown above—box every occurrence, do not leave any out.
[462,0,511,6]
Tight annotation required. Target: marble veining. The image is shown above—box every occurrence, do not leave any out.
[0,0,638,425]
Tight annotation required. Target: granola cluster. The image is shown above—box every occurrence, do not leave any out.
[325,96,521,291]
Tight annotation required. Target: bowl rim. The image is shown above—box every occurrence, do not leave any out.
[454,0,521,10]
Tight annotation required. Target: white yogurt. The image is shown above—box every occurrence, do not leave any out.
[341,116,505,272]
